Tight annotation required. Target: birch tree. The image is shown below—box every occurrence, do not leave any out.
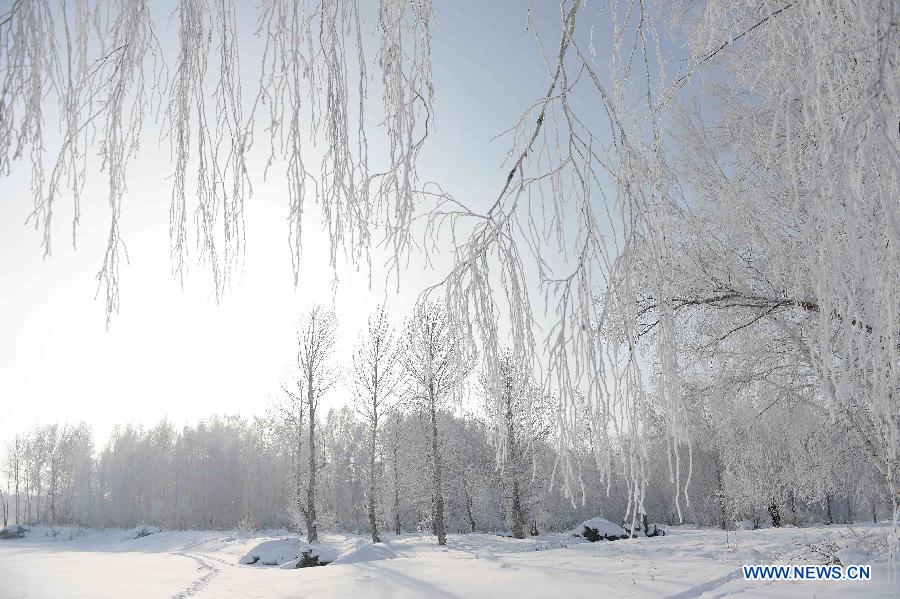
[352,306,402,542]
[4,436,23,524]
[295,305,338,542]
[401,302,468,545]
[382,410,408,535]
[482,351,527,538]
[273,386,306,532]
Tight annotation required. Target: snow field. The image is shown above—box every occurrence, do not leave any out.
[0,523,895,598]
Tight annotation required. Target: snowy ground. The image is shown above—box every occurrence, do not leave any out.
[0,523,895,598]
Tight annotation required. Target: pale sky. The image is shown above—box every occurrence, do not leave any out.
[0,1,581,451]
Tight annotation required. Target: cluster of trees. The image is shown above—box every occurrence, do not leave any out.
[3,305,893,539]
[2,0,896,544]
[1,424,93,527]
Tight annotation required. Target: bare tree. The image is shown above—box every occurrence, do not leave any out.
[272,387,306,531]
[383,411,405,536]
[294,305,339,542]
[481,350,554,538]
[483,351,527,538]
[352,306,402,542]
[401,302,468,546]
[5,436,23,524]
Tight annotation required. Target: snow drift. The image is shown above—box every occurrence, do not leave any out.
[240,538,341,567]
[331,542,399,565]
[573,517,627,541]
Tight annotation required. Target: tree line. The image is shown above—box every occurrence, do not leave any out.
[2,304,892,539]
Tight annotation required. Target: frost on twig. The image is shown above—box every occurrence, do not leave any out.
[165,0,250,298]
[2,0,434,319]
[420,0,686,519]
[257,0,433,287]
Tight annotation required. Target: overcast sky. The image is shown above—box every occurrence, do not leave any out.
[0,1,588,451]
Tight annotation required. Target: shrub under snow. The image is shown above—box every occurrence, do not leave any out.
[240,539,341,568]
[0,524,28,539]
[574,518,628,542]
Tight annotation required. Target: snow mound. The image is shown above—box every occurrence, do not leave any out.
[240,538,342,567]
[256,528,293,537]
[241,539,304,566]
[331,543,399,565]
[303,544,341,563]
[575,517,627,540]
[474,548,499,560]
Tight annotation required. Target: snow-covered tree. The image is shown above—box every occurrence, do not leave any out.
[319,405,368,533]
[294,305,339,542]
[400,302,469,545]
[381,409,416,535]
[3,435,24,524]
[479,350,552,538]
[352,306,402,542]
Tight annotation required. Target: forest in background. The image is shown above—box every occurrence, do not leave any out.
[2,306,892,538]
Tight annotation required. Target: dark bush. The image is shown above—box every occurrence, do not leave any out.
[296,549,330,568]
[768,503,782,528]
[581,525,628,542]
[0,524,28,539]
[645,524,666,537]
[623,523,666,538]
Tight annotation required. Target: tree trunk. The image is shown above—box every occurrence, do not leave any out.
[429,389,446,546]
[824,493,833,525]
[392,434,401,536]
[509,478,525,539]
[715,461,727,530]
[787,488,797,526]
[368,413,380,543]
[24,474,30,524]
[768,502,781,527]
[12,444,20,525]
[504,384,525,539]
[306,384,318,543]
[295,424,304,530]
[462,471,476,533]
[34,474,41,523]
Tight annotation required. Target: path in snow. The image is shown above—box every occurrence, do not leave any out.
[171,552,220,599]
[663,569,744,599]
